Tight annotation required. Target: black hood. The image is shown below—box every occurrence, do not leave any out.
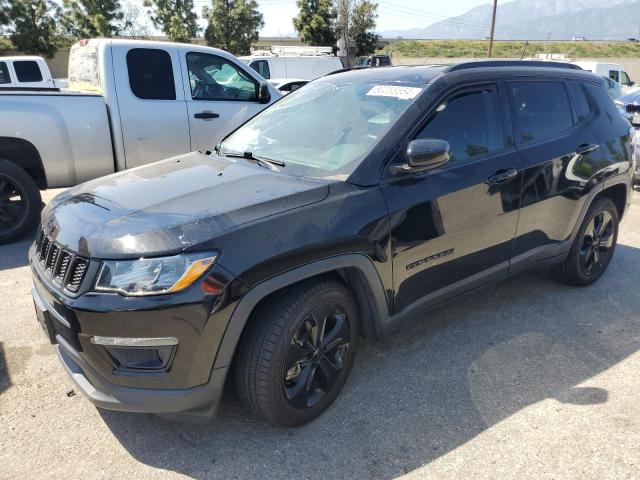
[42,152,329,258]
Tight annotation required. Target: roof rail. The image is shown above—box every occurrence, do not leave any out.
[446,60,583,72]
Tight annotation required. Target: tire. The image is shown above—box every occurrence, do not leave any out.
[235,278,359,427]
[554,197,619,286]
[0,159,42,244]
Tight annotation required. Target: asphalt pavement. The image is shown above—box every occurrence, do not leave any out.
[1,189,639,479]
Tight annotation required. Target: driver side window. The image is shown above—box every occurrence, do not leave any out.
[187,52,258,101]
[415,86,504,164]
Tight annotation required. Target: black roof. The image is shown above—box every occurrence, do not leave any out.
[321,60,597,86]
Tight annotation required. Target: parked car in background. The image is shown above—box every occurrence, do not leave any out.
[359,54,392,67]
[30,61,632,427]
[242,46,343,81]
[573,61,636,93]
[0,56,66,89]
[0,38,280,244]
[268,78,309,94]
[616,90,640,184]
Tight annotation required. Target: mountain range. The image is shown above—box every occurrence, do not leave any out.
[378,0,640,40]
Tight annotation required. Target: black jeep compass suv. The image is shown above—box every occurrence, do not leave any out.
[30,61,634,427]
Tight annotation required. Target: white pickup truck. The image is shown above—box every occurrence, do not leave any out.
[0,39,279,243]
[0,55,67,89]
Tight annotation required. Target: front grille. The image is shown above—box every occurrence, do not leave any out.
[34,227,91,294]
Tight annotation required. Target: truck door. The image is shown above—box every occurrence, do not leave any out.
[112,46,191,169]
[182,51,270,152]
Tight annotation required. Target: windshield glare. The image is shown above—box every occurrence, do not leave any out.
[220,79,422,179]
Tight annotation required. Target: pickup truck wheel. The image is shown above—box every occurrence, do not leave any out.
[0,159,42,244]
[553,198,618,286]
[235,279,359,427]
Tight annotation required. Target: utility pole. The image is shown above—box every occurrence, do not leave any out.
[488,0,498,58]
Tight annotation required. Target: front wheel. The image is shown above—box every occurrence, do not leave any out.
[0,159,42,244]
[554,198,619,286]
[235,279,359,427]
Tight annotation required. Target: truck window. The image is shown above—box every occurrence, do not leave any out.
[14,61,43,83]
[609,70,620,83]
[249,60,270,79]
[620,71,632,86]
[510,81,573,143]
[187,52,257,101]
[126,48,176,100]
[0,62,10,84]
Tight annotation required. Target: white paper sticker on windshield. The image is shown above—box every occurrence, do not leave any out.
[367,85,422,100]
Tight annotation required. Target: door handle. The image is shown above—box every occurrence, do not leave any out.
[575,143,600,155]
[194,111,220,120]
[487,167,518,185]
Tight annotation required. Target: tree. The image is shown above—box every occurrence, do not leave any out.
[293,0,336,46]
[203,0,263,55]
[119,2,151,38]
[333,0,377,57]
[61,0,125,38]
[8,0,61,57]
[351,0,377,55]
[144,0,198,43]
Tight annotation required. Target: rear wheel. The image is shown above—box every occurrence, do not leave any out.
[554,198,618,286]
[0,159,42,244]
[235,279,358,427]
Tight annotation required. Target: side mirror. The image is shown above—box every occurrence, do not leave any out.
[258,81,271,104]
[390,139,451,175]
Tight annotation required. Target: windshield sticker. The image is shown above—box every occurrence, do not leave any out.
[366,85,422,100]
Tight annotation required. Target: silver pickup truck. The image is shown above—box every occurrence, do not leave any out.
[0,38,279,243]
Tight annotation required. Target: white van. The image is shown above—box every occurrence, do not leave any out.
[241,46,343,81]
[572,62,636,93]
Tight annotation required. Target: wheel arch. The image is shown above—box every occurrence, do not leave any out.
[0,137,47,188]
[596,182,627,220]
[212,254,390,370]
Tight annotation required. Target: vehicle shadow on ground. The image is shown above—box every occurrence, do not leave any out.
[0,343,10,396]
[0,235,35,271]
[100,243,640,479]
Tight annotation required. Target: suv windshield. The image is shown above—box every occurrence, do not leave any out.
[219,79,422,179]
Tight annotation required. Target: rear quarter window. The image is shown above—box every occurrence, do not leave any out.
[126,48,176,100]
[14,61,43,83]
[509,81,573,143]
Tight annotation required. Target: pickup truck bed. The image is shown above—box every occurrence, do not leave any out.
[0,90,114,188]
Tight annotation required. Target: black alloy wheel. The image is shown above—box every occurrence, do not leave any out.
[579,209,615,277]
[0,159,42,244]
[235,279,359,427]
[282,303,351,409]
[0,173,28,231]
[554,197,619,286]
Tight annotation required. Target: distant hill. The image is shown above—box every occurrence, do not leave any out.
[379,0,640,40]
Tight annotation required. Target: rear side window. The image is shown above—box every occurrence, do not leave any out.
[416,86,503,163]
[126,48,176,100]
[250,60,270,79]
[14,61,43,83]
[509,81,573,143]
[0,62,10,84]
[572,82,591,121]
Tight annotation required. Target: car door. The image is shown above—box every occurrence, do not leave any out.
[112,46,191,169]
[381,82,522,313]
[508,79,608,269]
[183,51,269,152]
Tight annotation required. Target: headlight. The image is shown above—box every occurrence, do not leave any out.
[95,252,217,296]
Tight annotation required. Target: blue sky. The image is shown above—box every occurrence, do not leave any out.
[251,0,509,36]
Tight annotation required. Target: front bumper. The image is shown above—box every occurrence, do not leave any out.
[30,246,242,421]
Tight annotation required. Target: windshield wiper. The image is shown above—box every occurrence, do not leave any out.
[223,150,286,170]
